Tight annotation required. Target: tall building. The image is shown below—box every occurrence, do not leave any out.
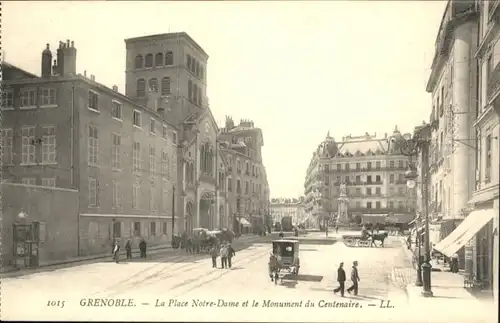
[427,0,498,297]
[218,117,270,234]
[2,40,180,256]
[425,0,479,251]
[303,130,416,229]
[473,0,500,303]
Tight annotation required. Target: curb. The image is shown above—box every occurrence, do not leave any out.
[0,246,173,278]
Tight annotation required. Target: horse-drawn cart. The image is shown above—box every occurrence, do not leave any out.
[341,231,389,248]
[268,239,300,285]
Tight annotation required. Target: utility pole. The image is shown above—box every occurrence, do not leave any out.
[421,138,433,297]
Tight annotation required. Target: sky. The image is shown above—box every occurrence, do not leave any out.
[3,1,447,199]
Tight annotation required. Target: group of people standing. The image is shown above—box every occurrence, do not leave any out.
[112,238,148,263]
[209,242,236,269]
[333,261,360,297]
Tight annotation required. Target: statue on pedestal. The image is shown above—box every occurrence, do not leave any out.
[337,182,349,225]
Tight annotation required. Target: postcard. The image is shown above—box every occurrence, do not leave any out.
[1,1,498,322]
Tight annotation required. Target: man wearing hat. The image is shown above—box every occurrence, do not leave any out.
[346,260,360,295]
[333,262,346,296]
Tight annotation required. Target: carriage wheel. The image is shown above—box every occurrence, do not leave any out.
[344,238,355,247]
[359,240,370,248]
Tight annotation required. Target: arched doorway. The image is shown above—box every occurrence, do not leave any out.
[185,202,193,233]
[219,205,224,229]
[199,192,214,229]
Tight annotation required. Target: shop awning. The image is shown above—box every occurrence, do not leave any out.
[433,209,495,257]
[238,218,251,227]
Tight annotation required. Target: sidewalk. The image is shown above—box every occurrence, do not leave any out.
[397,238,496,322]
[0,244,173,279]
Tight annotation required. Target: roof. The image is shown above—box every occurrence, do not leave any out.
[124,32,209,60]
[272,239,299,244]
[338,138,388,156]
[2,61,39,79]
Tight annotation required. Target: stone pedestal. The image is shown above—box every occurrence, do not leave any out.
[337,197,349,225]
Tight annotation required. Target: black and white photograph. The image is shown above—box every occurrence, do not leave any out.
[0,1,498,322]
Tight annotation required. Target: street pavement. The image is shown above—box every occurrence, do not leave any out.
[1,234,492,322]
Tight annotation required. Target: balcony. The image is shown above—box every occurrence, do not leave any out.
[488,62,500,102]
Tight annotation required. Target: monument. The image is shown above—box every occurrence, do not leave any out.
[337,182,349,225]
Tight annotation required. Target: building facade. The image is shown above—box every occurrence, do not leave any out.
[1,42,180,256]
[219,117,270,234]
[270,198,301,225]
[303,130,416,229]
[428,0,499,297]
[471,0,499,300]
[1,32,271,262]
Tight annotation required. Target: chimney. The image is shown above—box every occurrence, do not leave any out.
[41,43,52,78]
[52,60,58,76]
[57,39,77,76]
[83,70,87,78]
[112,85,118,91]
[90,75,95,81]
[384,132,388,138]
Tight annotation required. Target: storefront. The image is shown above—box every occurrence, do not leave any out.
[433,208,496,288]
[467,188,499,297]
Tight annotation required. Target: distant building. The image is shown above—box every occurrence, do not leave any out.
[270,197,306,226]
[303,129,416,229]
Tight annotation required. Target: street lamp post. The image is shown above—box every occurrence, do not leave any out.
[405,169,423,287]
[399,128,433,297]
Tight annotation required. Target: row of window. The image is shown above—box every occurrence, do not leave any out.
[1,126,56,165]
[2,88,57,110]
[186,54,204,80]
[136,77,173,97]
[135,52,174,70]
[228,158,262,178]
[330,173,407,185]
[89,177,173,212]
[325,160,409,172]
[332,186,408,196]
[90,220,169,239]
[87,125,175,178]
[20,177,56,187]
[88,90,177,144]
[133,53,205,82]
[227,178,264,196]
[352,200,409,209]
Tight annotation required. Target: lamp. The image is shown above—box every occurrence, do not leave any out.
[18,211,28,219]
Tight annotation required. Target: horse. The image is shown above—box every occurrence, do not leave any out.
[371,232,389,247]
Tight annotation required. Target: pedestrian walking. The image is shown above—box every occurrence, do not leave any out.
[450,253,459,273]
[335,225,339,234]
[227,243,236,268]
[220,243,229,269]
[139,238,147,258]
[209,246,219,268]
[125,240,132,259]
[346,261,360,296]
[112,240,121,263]
[333,262,346,296]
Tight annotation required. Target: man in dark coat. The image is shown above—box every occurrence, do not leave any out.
[125,240,132,259]
[347,260,360,295]
[139,239,147,258]
[227,243,236,268]
[333,262,346,296]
